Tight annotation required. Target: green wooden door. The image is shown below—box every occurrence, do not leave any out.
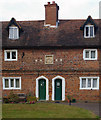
[55,79,62,100]
[39,79,46,100]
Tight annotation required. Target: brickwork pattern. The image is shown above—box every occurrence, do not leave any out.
[2,48,101,102]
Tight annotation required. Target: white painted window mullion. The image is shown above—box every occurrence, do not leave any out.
[89,50,91,59]
[80,78,81,89]
[13,28,14,39]
[97,78,99,89]
[10,51,12,60]
[91,78,93,89]
[9,78,10,89]
[16,50,17,60]
[3,79,5,89]
[20,78,21,89]
[5,51,7,60]
[84,27,86,37]
[17,28,18,39]
[86,78,88,89]
[14,78,15,89]
[93,26,94,37]
[96,50,97,59]
[89,26,90,37]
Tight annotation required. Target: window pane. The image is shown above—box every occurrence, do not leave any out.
[15,79,19,88]
[88,78,91,87]
[14,28,18,39]
[93,78,97,88]
[90,26,93,37]
[91,51,95,58]
[9,28,13,39]
[10,79,14,87]
[7,52,10,59]
[85,51,89,58]
[9,27,19,39]
[86,27,89,36]
[5,79,9,88]
[12,52,16,59]
[82,78,86,88]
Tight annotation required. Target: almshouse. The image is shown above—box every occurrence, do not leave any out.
[1,1,101,102]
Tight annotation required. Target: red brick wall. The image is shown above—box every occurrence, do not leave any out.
[45,2,59,26]
[2,48,100,102]
[2,71,100,102]
[2,48,100,71]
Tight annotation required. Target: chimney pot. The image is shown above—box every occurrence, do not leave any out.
[48,2,50,5]
[52,1,55,4]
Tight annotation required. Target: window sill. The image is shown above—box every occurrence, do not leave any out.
[83,58,97,61]
[4,59,17,61]
[84,36,95,38]
[9,38,19,40]
[80,88,99,90]
[3,88,21,90]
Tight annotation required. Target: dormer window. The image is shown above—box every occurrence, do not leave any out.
[80,16,98,38]
[9,26,19,39]
[84,25,95,38]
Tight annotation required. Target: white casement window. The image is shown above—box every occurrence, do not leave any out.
[83,49,97,60]
[4,50,17,61]
[80,77,99,90]
[84,25,95,38]
[3,77,21,90]
[9,26,19,39]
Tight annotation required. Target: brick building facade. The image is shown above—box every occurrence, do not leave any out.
[1,1,101,102]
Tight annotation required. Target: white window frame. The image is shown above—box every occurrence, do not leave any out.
[80,77,99,90]
[84,25,95,38]
[3,77,21,90]
[9,26,19,39]
[4,50,18,61]
[83,49,97,60]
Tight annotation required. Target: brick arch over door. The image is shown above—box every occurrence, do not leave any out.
[52,76,65,101]
[36,76,49,100]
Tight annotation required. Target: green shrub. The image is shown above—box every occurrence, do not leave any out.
[67,95,72,100]
[27,92,33,97]
[3,98,9,103]
[8,92,19,103]
[27,96,37,102]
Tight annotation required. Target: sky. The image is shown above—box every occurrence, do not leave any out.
[0,0,101,21]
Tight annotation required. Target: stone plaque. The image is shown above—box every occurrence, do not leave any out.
[45,55,53,64]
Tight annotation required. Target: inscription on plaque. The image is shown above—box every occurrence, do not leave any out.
[45,55,53,64]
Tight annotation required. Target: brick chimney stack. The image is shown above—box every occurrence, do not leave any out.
[44,1,59,27]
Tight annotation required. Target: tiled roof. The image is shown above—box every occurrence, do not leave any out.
[2,19,100,48]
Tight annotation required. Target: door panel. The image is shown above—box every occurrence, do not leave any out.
[55,79,62,100]
[39,79,46,100]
